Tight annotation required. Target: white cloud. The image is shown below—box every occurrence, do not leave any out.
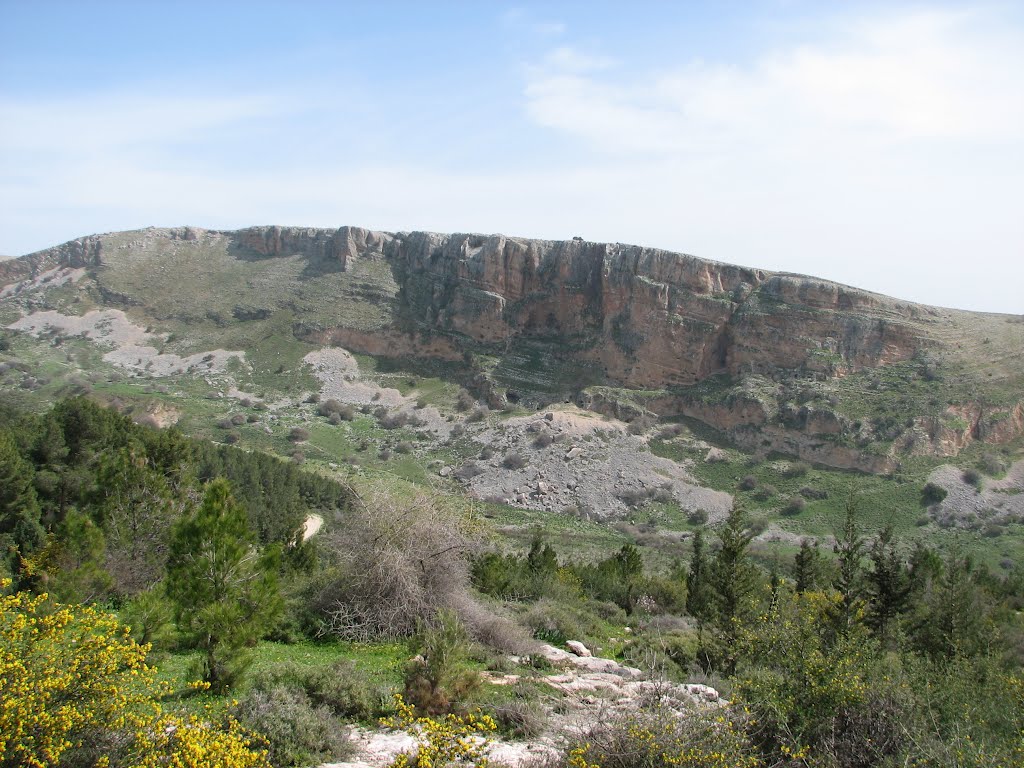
[526,9,1024,151]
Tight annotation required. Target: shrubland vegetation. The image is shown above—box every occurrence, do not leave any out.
[2,395,1023,767]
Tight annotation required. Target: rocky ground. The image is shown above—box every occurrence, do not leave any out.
[4,291,1020,528]
[460,410,733,522]
[323,642,722,768]
[926,461,1024,528]
[8,308,245,376]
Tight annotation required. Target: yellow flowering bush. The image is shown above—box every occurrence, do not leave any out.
[0,583,270,768]
[382,694,496,768]
[130,711,270,768]
[0,587,157,767]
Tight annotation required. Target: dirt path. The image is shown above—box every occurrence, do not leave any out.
[320,643,722,768]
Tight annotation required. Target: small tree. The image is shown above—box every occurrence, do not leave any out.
[793,539,824,594]
[166,478,282,692]
[0,429,44,581]
[711,506,759,631]
[686,529,714,624]
[866,526,910,643]
[832,494,867,633]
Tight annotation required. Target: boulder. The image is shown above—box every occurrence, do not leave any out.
[566,640,592,657]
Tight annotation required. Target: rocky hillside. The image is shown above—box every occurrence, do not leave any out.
[2,224,1022,473]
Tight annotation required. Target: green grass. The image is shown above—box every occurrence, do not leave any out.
[152,639,408,716]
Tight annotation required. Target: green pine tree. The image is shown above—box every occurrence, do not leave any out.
[794,539,824,594]
[0,428,44,581]
[866,525,910,642]
[686,528,714,622]
[832,494,866,632]
[710,506,760,649]
[166,478,282,692]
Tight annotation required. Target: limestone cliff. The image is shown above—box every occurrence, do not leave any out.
[231,225,935,388]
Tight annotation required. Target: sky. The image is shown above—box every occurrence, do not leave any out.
[1,1,1022,314]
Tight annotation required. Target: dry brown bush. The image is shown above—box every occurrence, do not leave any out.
[314,484,475,641]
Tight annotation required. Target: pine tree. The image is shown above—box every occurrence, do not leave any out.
[526,536,558,578]
[866,525,909,642]
[686,528,713,622]
[0,428,44,580]
[166,478,282,692]
[794,539,823,594]
[93,446,177,596]
[907,546,994,659]
[832,494,866,632]
[710,506,759,636]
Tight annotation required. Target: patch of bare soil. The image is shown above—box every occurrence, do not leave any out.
[0,266,86,299]
[302,513,324,542]
[303,347,455,440]
[926,460,1024,527]
[457,408,733,521]
[7,309,245,376]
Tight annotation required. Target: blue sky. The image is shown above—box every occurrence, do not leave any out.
[1,1,1022,313]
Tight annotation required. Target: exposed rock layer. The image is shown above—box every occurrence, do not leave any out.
[227,225,936,388]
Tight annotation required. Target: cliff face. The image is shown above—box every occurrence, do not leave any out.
[228,225,932,388]
[9,224,1020,472]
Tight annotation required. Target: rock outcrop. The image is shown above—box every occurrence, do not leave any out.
[7,224,1022,471]
[220,226,935,389]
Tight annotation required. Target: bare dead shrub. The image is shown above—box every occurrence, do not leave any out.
[627,415,657,435]
[456,390,476,412]
[782,496,806,515]
[658,424,684,440]
[314,484,476,641]
[782,461,810,478]
[318,399,354,420]
[467,406,489,423]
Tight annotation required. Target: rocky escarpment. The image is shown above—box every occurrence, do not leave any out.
[229,225,936,389]
[0,234,104,286]
[7,224,1022,471]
